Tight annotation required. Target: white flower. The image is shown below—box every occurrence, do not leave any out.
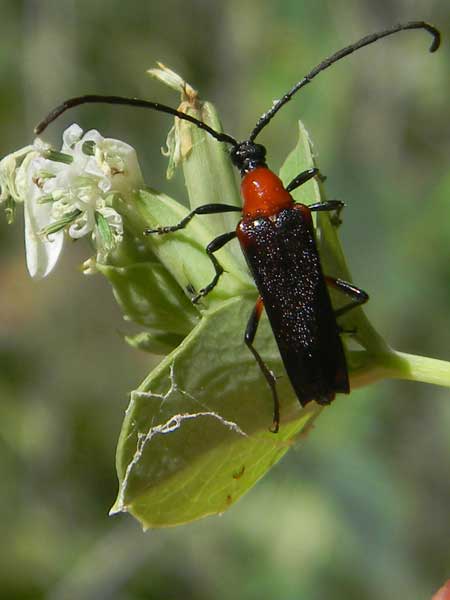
[0,124,144,278]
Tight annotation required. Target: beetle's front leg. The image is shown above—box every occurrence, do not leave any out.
[144,203,241,235]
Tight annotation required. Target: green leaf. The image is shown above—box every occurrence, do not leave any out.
[97,261,199,334]
[125,331,184,355]
[279,121,321,206]
[130,188,253,306]
[111,296,322,528]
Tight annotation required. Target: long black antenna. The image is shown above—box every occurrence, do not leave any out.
[249,21,440,142]
[34,95,238,146]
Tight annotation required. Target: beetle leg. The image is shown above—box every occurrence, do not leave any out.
[325,277,369,318]
[191,231,237,303]
[245,297,280,433]
[285,167,322,193]
[308,199,345,225]
[144,203,241,235]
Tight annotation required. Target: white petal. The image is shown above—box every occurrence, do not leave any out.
[68,210,95,239]
[81,129,104,144]
[24,195,64,278]
[62,124,84,151]
[33,138,51,152]
[103,139,144,193]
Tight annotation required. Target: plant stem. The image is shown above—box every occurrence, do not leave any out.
[349,349,450,390]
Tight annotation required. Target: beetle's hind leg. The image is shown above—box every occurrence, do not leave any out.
[245,297,280,433]
[325,277,369,318]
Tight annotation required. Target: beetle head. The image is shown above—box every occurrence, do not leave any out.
[230,141,267,175]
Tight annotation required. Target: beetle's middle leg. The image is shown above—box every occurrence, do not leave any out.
[325,276,369,318]
[245,297,280,433]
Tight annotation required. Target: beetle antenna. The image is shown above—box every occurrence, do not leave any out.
[34,94,239,146]
[249,21,440,142]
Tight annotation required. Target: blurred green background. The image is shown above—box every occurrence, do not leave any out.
[0,1,449,599]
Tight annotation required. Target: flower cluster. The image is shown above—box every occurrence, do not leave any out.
[0,124,143,278]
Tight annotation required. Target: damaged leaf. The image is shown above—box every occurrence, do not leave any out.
[111,296,322,528]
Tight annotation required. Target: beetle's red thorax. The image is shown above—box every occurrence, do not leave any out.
[241,167,293,218]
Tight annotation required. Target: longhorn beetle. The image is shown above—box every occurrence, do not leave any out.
[35,22,441,432]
